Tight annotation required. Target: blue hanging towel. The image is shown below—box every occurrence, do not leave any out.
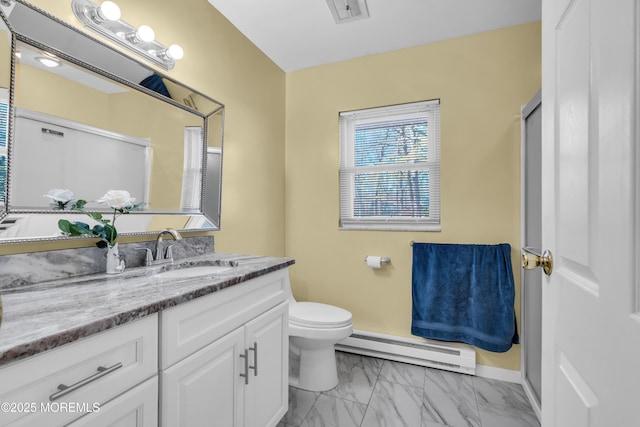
[139,74,171,98]
[411,243,519,353]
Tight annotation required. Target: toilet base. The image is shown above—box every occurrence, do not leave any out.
[289,339,339,392]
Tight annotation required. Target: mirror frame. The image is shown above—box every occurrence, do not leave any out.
[0,0,225,244]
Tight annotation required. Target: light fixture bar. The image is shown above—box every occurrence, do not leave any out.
[72,0,181,69]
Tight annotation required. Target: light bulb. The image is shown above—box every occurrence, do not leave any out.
[90,1,120,24]
[36,57,61,68]
[136,25,155,43]
[167,44,183,60]
[99,1,120,21]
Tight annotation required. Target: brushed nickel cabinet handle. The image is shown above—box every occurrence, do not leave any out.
[239,349,249,385]
[49,362,123,401]
[249,342,258,376]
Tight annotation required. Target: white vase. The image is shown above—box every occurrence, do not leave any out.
[106,243,126,274]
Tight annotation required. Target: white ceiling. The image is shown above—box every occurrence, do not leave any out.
[206,0,541,72]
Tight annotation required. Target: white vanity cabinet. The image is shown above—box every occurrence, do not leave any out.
[0,314,158,427]
[160,269,289,427]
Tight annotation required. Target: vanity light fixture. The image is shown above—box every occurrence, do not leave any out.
[71,0,183,70]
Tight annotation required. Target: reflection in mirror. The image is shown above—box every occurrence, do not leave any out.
[0,11,9,219]
[0,0,224,243]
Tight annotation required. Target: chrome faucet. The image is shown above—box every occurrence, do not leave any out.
[154,228,182,262]
[136,229,183,266]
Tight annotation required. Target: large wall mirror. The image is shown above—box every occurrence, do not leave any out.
[0,0,224,243]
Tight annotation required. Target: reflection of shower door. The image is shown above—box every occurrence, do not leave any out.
[521,91,541,419]
[11,110,149,209]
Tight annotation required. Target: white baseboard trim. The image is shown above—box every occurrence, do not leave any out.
[475,364,521,383]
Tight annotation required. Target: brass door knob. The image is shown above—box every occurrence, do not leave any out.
[521,247,553,276]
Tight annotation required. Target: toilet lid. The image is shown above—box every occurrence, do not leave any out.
[289,302,352,328]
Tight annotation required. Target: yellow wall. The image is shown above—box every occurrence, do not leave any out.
[108,91,200,211]
[6,0,287,256]
[285,22,541,370]
[15,65,110,128]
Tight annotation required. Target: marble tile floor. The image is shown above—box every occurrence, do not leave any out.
[277,351,540,427]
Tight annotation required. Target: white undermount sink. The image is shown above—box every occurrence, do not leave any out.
[153,265,235,280]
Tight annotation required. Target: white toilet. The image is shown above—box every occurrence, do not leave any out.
[285,277,353,392]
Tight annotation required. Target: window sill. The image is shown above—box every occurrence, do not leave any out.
[339,223,441,232]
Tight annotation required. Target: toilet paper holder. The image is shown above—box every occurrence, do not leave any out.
[363,256,391,264]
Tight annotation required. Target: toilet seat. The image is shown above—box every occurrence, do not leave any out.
[289,302,352,329]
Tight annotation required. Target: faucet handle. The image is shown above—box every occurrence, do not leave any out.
[136,248,153,266]
[165,244,176,261]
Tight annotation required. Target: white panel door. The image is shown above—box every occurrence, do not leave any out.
[161,328,245,427]
[243,302,288,427]
[541,0,640,426]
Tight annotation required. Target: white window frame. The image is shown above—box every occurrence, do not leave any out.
[339,99,441,231]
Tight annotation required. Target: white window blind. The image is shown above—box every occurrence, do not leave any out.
[0,88,8,206]
[181,126,204,211]
[339,99,440,231]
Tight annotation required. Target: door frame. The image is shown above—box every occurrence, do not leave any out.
[520,89,542,421]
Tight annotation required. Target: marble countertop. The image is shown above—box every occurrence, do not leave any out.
[0,253,294,367]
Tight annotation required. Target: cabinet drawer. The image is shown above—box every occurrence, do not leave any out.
[160,269,287,369]
[0,314,158,427]
[69,375,158,427]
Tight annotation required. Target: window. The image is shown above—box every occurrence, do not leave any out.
[339,100,440,231]
[180,126,204,211]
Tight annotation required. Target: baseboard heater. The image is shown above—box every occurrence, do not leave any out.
[335,330,476,376]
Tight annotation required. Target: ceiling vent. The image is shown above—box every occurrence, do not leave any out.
[326,0,369,24]
[0,0,16,17]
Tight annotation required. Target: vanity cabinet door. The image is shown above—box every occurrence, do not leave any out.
[161,328,245,427]
[244,302,288,427]
[68,376,158,427]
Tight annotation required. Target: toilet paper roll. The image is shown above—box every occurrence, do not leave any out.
[366,256,382,269]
